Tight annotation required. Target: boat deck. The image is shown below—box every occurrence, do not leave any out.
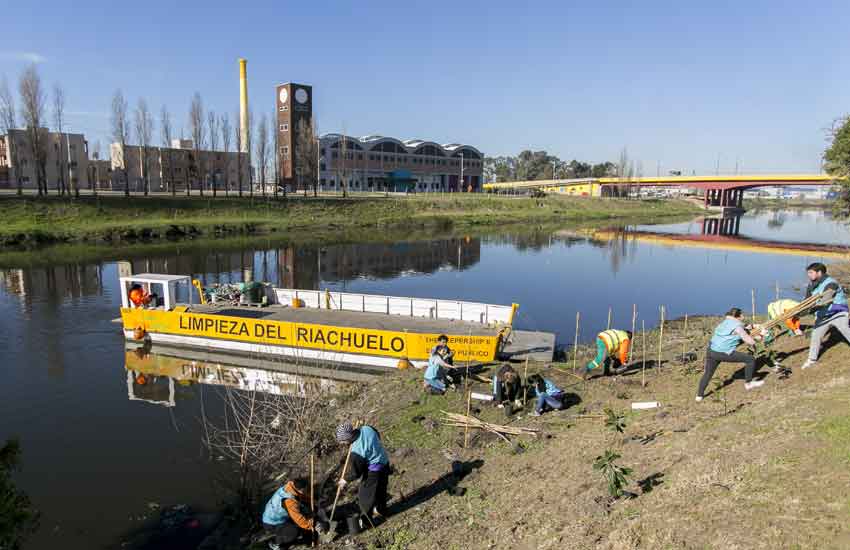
[185,303,500,336]
[500,330,557,362]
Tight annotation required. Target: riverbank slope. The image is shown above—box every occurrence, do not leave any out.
[245,264,850,550]
[0,195,701,249]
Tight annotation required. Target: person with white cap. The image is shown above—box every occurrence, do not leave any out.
[335,421,391,524]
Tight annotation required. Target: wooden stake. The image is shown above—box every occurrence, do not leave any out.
[752,289,757,324]
[629,304,637,363]
[573,311,580,371]
[657,305,665,373]
[607,306,612,330]
[465,328,472,393]
[464,390,472,449]
[523,356,529,385]
[642,320,647,387]
[683,313,688,363]
[310,451,315,547]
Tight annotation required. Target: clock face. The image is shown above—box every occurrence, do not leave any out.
[279,88,288,104]
[295,88,308,104]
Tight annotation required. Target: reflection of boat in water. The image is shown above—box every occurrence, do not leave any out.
[125,343,373,407]
[593,228,850,259]
[119,273,524,369]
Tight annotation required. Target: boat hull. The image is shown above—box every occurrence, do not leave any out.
[121,307,503,369]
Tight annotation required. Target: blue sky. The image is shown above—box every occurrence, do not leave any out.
[1,0,847,173]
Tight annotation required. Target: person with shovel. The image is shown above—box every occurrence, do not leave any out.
[335,422,391,527]
[582,329,632,379]
[261,479,327,550]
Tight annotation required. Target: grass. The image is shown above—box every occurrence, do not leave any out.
[0,194,702,249]
[817,412,850,464]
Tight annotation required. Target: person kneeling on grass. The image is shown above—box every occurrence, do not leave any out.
[696,307,763,402]
[582,329,632,379]
[423,348,457,394]
[262,479,327,550]
[492,363,523,409]
[527,374,565,416]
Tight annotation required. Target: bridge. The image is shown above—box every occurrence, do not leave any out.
[482,173,837,209]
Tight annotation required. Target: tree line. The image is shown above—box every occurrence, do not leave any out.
[1,63,319,199]
[824,116,850,215]
[484,150,618,183]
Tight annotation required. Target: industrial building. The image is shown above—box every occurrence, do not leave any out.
[315,134,483,193]
[110,140,249,193]
[0,128,90,191]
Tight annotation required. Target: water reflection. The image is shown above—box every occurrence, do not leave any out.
[2,208,849,550]
[125,344,364,408]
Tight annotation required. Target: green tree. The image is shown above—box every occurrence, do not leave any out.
[824,116,850,215]
[0,439,39,549]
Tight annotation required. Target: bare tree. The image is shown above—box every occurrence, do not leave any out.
[202,385,335,512]
[255,113,269,199]
[234,110,243,198]
[19,65,48,196]
[110,89,131,197]
[52,83,69,196]
[188,92,205,197]
[91,140,101,195]
[160,105,175,196]
[207,110,218,197]
[0,76,21,195]
[134,98,154,196]
[220,113,231,197]
[295,116,319,198]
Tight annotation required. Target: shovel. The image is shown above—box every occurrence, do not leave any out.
[321,443,354,543]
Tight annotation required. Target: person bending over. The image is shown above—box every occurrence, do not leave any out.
[335,422,391,525]
[696,307,763,402]
[492,363,523,409]
[583,329,632,379]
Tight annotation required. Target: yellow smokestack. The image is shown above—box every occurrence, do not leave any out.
[239,58,248,153]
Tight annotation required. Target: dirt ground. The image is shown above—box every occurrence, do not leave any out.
[300,264,850,550]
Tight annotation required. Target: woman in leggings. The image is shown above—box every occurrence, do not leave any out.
[696,307,763,401]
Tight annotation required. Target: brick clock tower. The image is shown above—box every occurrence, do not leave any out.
[276,83,313,191]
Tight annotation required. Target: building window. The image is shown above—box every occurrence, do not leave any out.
[279,105,288,112]
[332,152,338,159]
[280,123,288,132]
[281,146,289,155]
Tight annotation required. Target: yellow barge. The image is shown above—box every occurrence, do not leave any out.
[119,274,520,369]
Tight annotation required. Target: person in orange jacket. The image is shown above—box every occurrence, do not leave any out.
[128,283,156,308]
[262,479,327,549]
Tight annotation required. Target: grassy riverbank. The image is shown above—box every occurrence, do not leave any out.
[288,263,850,550]
[0,194,701,249]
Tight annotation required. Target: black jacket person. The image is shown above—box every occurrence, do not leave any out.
[335,422,390,521]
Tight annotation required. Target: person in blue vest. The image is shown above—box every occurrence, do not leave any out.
[423,347,458,394]
[527,374,565,416]
[261,479,326,550]
[801,262,850,369]
[335,422,391,525]
[696,307,763,402]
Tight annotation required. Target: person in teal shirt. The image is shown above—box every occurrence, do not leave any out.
[423,348,457,394]
[801,262,850,369]
[527,374,565,416]
[696,307,763,401]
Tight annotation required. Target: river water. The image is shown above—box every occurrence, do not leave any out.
[1,208,848,549]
